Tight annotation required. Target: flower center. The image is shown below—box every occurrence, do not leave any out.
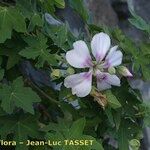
[92,61,105,75]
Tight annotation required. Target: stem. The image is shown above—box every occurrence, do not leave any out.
[27,79,60,105]
[38,104,51,119]
[135,111,145,117]
[0,1,14,6]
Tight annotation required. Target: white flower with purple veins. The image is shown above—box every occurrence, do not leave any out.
[64,32,132,97]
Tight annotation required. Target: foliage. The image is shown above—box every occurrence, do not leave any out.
[0,0,149,150]
[128,8,150,34]
[0,6,26,43]
[0,77,41,114]
[68,0,89,22]
[19,34,57,68]
[0,112,43,150]
[42,118,104,150]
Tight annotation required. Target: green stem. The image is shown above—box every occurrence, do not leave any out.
[0,1,14,6]
[28,80,60,105]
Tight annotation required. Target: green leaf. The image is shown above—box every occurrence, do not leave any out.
[46,25,68,50]
[117,120,129,150]
[43,118,104,150]
[0,6,26,43]
[0,45,21,70]
[0,56,2,65]
[140,102,150,127]
[105,90,122,109]
[19,34,57,68]
[113,29,150,80]
[129,9,150,34]
[113,110,121,130]
[28,13,43,31]
[16,0,43,31]
[0,56,4,80]
[140,63,150,80]
[55,0,65,8]
[42,0,56,14]
[70,118,86,137]
[0,114,43,150]
[105,107,114,126]
[16,0,33,18]
[117,118,140,150]
[0,69,4,80]
[0,77,41,114]
[138,43,150,80]
[120,37,137,55]
[140,43,150,55]
[129,18,150,32]
[38,0,64,14]
[112,81,141,119]
[69,0,89,22]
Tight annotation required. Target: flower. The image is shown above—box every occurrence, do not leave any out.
[64,32,132,97]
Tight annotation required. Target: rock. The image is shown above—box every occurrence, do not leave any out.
[111,0,148,41]
[133,0,150,22]
[142,128,150,150]
[111,0,130,20]
[56,3,86,37]
[129,79,150,101]
[19,61,57,89]
[85,0,118,27]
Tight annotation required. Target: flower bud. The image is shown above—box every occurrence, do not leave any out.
[108,67,116,74]
[51,69,60,78]
[67,67,75,75]
[118,66,133,77]
[129,139,140,150]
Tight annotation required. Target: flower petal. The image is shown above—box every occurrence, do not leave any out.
[66,40,92,68]
[96,71,120,91]
[91,32,111,62]
[64,71,92,97]
[106,74,121,86]
[97,81,111,91]
[104,48,123,68]
[105,45,118,60]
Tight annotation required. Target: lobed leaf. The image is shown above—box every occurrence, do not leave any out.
[19,34,57,68]
[105,90,122,109]
[0,6,26,43]
[0,77,41,114]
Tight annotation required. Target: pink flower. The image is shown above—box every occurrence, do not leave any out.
[64,32,132,97]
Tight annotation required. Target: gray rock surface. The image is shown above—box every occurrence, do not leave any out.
[133,0,150,22]
[85,0,118,26]
[56,3,86,37]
